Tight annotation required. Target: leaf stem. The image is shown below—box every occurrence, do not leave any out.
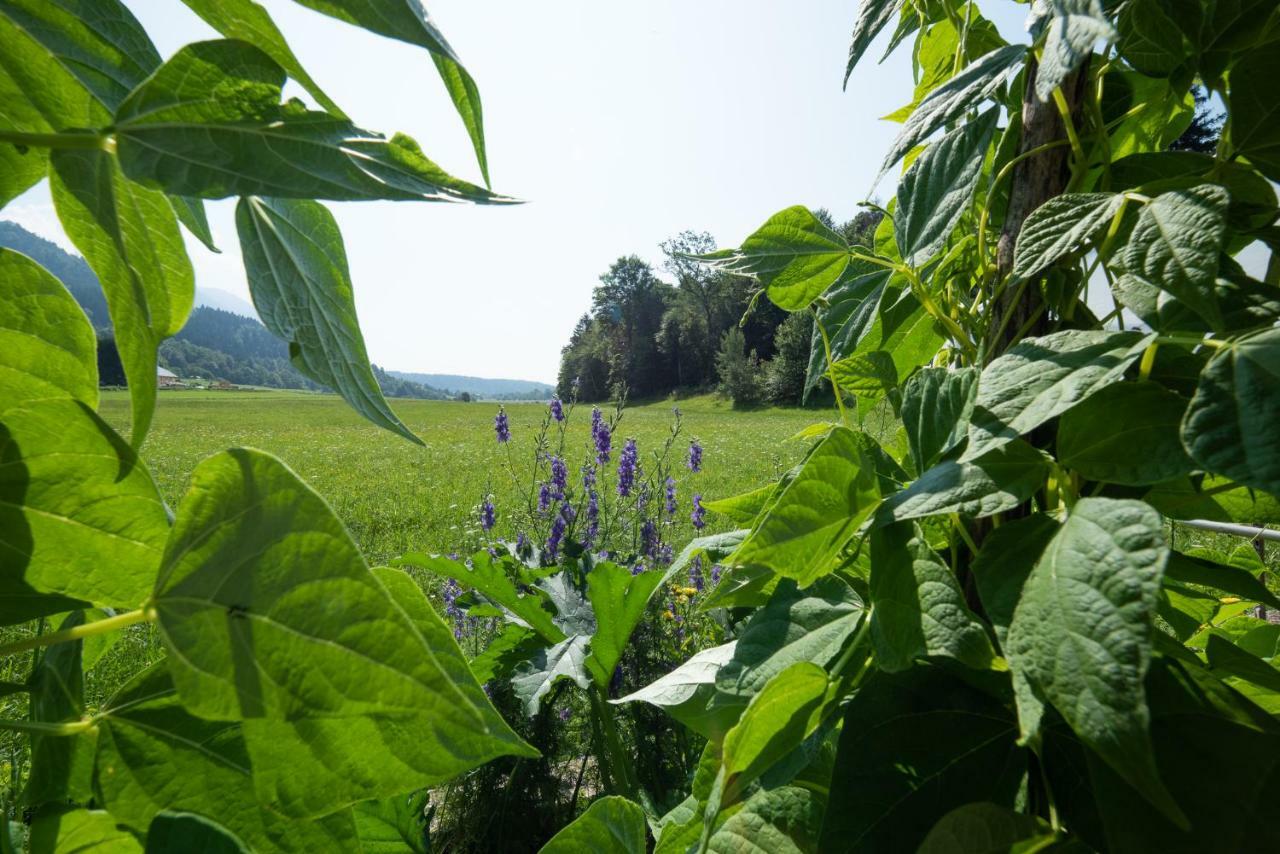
[0,608,152,659]
[0,129,109,150]
[0,717,93,736]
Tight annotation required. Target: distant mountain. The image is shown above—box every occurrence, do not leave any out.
[389,372,555,400]
[0,220,446,399]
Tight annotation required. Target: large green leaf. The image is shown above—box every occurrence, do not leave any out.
[49,148,193,446]
[1012,193,1123,280]
[113,40,505,204]
[805,265,892,394]
[23,611,94,809]
[178,0,344,117]
[878,45,1025,182]
[154,448,518,723]
[819,665,1025,852]
[868,522,993,672]
[1123,185,1228,329]
[726,426,879,586]
[539,796,646,854]
[468,622,542,685]
[1227,48,1280,181]
[0,2,105,132]
[970,514,1060,647]
[0,145,45,211]
[354,792,428,854]
[1164,550,1280,611]
[963,330,1149,461]
[0,398,166,622]
[613,642,738,739]
[94,663,358,853]
[584,562,664,687]
[828,350,896,402]
[708,785,824,854]
[0,247,97,408]
[695,207,853,311]
[235,197,420,443]
[145,812,249,854]
[1033,0,1116,101]
[1116,0,1191,79]
[287,0,490,185]
[901,366,977,473]
[1005,498,1184,825]
[916,803,1055,854]
[874,439,1049,525]
[843,0,901,86]
[1057,381,1194,485]
[1180,328,1280,496]
[27,809,141,854]
[895,107,998,266]
[511,635,591,716]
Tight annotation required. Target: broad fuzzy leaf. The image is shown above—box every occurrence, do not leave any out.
[27,809,141,854]
[708,785,824,854]
[1034,0,1116,102]
[1005,498,1184,825]
[512,635,591,715]
[828,350,896,401]
[0,247,97,408]
[354,793,429,854]
[49,148,194,446]
[970,514,1060,647]
[0,398,166,621]
[613,642,738,739]
[539,796,646,854]
[901,366,978,473]
[584,562,664,686]
[874,439,1049,525]
[1057,381,1194,485]
[963,329,1149,461]
[1013,193,1123,279]
[1180,328,1280,496]
[236,197,420,443]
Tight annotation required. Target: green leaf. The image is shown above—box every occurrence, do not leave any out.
[28,809,141,854]
[540,796,646,854]
[963,330,1149,461]
[0,144,46,210]
[1123,185,1229,330]
[901,366,978,473]
[154,448,520,723]
[868,522,994,672]
[1227,47,1280,181]
[0,247,97,408]
[469,622,542,685]
[113,40,506,204]
[0,398,166,621]
[878,45,1025,182]
[95,663,359,853]
[536,572,596,637]
[613,642,739,739]
[820,665,1026,852]
[167,195,218,253]
[874,439,1049,525]
[1005,498,1184,825]
[145,813,248,854]
[1181,328,1280,496]
[585,562,664,686]
[235,197,420,443]
[917,803,1053,854]
[1034,0,1116,102]
[805,265,892,394]
[49,148,194,446]
[727,426,879,586]
[286,0,490,185]
[895,107,998,266]
[828,350,897,401]
[1165,550,1280,611]
[1057,381,1194,486]
[178,0,345,117]
[396,550,563,643]
[512,635,591,716]
[708,785,824,854]
[970,514,1060,647]
[1204,633,1280,713]
[843,0,901,86]
[24,612,95,809]
[695,206,853,311]
[240,566,534,818]
[1116,0,1190,79]
[354,792,429,854]
[1012,193,1123,280]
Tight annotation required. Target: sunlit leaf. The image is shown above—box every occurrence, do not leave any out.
[538,796,646,854]
[512,635,591,716]
[843,0,901,86]
[1012,193,1123,280]
[1034,0,1116,102]
[874,439,1049,525]
[27,808,141,854]
[901,366,978,473]
[584,562,664,686]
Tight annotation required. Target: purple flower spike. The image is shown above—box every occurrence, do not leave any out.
[641,519,658,559]
[592,407,612,464]
[549,455,568,499]
[687,440,702,473]
[550,396,564,422]
[538,483,552,513]
[691,493,706,530]
[617,438,639,497]
[664,476,677,516]
[480,499,496,532]
[494,406,511,443]
[690,556,704,592]
[711,563,722,584]
[631,562,645,576]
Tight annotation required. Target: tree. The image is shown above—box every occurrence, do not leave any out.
[714,326,763,408]
[762,310,812,405]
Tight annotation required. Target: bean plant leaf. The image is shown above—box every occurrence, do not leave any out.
[874,439,1049,525]
[901,366,978,473]
[828,351,896,401]
[1226,47,1280,181]
[95,663,359,853]
[154,448,528,725]
[0,146,46,211]
[844,0,901,86]
[0,248,98,408]
[1005,498,1185,826]
[805,265,892,395]
[354,792,429,854]
[1013,193,1123,279]
[23,611,94,808]
[287,0,491,185]
[512,635,591,716]
[1057,381,1194,485]
[1180,328,1280,496]
[820,665,1026,852]
[585,562,665,686]
[878,44,1025,182]
[694,207,853,311]
[146,812,249,853]
[708,785,824,854]
[236,196,421,444]
[727,426,879,586]
[27,809,141,854]
[963,330,1149,461]
[49,148,194,447]
[868,522,994,672]
[970,514,1060,647]
[895,108,998,266]
[1034,0,1116,102]
[168,195,218,253]
[917,803,1053,854]
[1164,550,1280,611]
[113,40,506,204]
[0,398,166,621]
[613,642,739,739]
[178,0,345,117]
[539,795,646,854]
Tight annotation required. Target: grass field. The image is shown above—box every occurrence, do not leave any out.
[99,390,841,565]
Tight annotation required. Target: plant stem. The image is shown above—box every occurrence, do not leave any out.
[0,129,108,150]
[0,717,93,736]
[0,608,151,658]
[589,686,638,799]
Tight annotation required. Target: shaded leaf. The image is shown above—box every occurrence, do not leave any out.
[24,612,94,809]
[1226,46,1280,181]
[1057,381,1193,485]
[512,635,590,716]
[613,642,738,739]
[970,514,1060,647]
[901,366,978,473]
[805,265,892,395]
[27,809,141,854]
[1034,0,1116,102]
[145,812,248,853]
[469,622,542,685]
[1164,550,1280,611]
[708,784,824,854]
[874,439,1049,525]
[539,796,646,854]
[917,803,1053,854]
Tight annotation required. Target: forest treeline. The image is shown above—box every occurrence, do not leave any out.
[556,209,881,406]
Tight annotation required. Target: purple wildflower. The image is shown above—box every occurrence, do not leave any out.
[538,483,552,513]
[582,463,596,489]
[549,455,568,499]
[549,396,565,422]
[583,490,600,548]
[559,706,571,722]
[617,438,639,497]
[516,532,528,553]
[631,562,645,576]
[545,502,572,562]
[480,499,496,532]
[610,665,624,695]
[691,493,706,530]
[711,563,722,585]
[592,407,612,464]
[641,519,658,559]
[687,440,702,473]
[664,477,677,516]
[690,556,704,592]
[494,407,510,443]
[658,542,673,566]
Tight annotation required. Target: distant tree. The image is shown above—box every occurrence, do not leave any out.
[97,336,126,386]
[715,327,763,408]
[458,391,473,402]
[1170,86,1224,153]
[762,311,812,406]
[591,256,675,397]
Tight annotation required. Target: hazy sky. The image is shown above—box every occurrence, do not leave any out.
[10,1,1038,382]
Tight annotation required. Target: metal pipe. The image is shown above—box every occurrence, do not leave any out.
[1179,519,1280,543]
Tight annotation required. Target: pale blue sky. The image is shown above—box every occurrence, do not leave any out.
[11,1,1038,382]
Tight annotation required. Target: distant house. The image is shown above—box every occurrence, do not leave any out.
[157,366,182,388]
